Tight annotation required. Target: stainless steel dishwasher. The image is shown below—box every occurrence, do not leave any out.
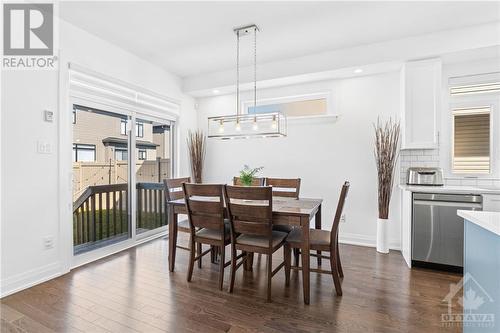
[412,193,482,270]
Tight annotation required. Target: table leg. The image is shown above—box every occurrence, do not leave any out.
[315,204,322,266]
[243,252,254,271]
[168,206,178,272]
[301,216,310,305]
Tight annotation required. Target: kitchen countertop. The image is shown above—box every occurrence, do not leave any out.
[457,210,500,236]
[399,184,500,195]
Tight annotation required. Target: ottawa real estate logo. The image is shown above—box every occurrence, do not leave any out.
[3,3,57,70]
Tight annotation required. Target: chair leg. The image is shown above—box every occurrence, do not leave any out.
[284,244,291,286]
[229,245,237,293]
[266,254,272,302]
[197,242,202,269]
[336,243,344,278]
[293,248,300,266]
[187,237,196,282]
[218,245,225,291]
[330,254,343,296]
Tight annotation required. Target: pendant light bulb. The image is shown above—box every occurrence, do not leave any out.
[218,119,224,133]
[271,115,277,130]
[235,118,241,131]
[252,116,258,131]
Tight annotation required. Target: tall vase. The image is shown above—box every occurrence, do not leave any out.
[376,218,389,254]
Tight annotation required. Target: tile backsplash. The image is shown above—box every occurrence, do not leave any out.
[399,148,500,186]
[399,149,440,184]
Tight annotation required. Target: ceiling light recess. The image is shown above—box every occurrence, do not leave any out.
[207,24,287,139]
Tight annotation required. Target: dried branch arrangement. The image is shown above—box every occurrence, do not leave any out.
[187,130,206,183]
[374,118,400,219]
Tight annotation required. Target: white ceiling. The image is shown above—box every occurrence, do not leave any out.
[60,1,500,79]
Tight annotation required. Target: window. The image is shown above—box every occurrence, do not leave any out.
[136,122,144,138]
[244,93,329,118]
[72,109,76,124]
[452,107,491,174]
[450,82,500,96]
[120,119,127,135]
[73,144,95,162]
[138,149,147,160]
[115,148,128,161]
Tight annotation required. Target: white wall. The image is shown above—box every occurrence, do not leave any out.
[0,20,198,297]
[196,71,402,249]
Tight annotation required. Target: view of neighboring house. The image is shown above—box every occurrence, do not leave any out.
[72,106,170,163]
[72,106,172,198]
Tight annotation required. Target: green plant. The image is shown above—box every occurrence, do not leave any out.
[239,165,263,186]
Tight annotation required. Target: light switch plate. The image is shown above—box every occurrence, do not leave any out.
[44,110,54,122]
[37,141,52,154]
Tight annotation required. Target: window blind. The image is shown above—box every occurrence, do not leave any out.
[453,107,491,174]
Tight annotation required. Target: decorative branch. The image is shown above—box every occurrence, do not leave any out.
[187,130,206,183]
[374,118,400,219]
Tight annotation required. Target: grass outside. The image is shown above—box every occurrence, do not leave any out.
[73,209,166,245]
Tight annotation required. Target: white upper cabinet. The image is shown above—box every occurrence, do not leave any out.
[401,58,441,149]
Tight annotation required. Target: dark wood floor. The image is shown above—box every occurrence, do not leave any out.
[1,234,462,333]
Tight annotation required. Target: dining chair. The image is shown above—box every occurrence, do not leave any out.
[164,177,192,252]
[284,181,350,296]
[265,178,301,198]
[265,178,302,261]
[182,183,233,290]
[224,185,288,302]
[233,177,265,186]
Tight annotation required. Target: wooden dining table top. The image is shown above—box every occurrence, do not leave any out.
[168,196,323,218]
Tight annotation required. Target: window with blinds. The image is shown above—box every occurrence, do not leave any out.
[452,107,491,174]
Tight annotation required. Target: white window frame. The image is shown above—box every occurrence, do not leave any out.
[448,97,498,178]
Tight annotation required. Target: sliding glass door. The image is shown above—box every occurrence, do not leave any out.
[72,106,174,255]
[72,106,131,254]
[135,117,173,236]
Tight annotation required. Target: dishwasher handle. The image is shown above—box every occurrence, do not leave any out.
[413,200,482,209]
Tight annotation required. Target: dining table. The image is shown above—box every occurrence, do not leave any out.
[167,196,323,304]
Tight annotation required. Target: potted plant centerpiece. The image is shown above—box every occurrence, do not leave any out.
[373,118,400,254]
[239,165,263,186]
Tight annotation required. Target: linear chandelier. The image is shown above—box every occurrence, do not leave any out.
[207,24,287,139]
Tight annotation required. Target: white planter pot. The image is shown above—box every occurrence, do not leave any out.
[376,218,389,254]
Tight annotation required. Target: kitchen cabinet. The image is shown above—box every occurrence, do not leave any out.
[401,58,441,149]
[400,189,412,267]
[483,194,500,211]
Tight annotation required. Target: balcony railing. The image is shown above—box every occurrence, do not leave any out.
[73,182,167,254]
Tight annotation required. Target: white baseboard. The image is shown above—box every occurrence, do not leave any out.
[339,232,401,251]
[0,262,63,298]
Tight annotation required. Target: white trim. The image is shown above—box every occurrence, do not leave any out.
[0,262,62,298]
[339,232,401,251]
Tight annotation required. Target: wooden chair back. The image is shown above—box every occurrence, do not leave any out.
[224,185,273,239]
[330,181,350,247]
[265,178,301,198]
[182,183,225,233]
[164,177,191,201]
[233,177,265,186]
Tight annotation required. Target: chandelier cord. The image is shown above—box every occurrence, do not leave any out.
[236,30,240,116]
[253,27,257,109]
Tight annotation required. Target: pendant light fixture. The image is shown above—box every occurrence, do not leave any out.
[207,24,287,139]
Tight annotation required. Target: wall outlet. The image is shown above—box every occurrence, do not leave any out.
[340,214,346,223]
[43,236,54,249]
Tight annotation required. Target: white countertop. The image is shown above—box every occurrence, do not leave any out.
[457,210,500,236]
[399,184,500,195]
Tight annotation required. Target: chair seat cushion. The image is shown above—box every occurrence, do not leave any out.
[272,225,294,233]
[286,228,331,247]
[195,221,230,241]
[236,231,287,248]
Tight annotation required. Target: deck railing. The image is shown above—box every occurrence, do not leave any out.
[73,182,167,250]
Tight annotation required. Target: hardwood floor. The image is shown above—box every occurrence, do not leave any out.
[1,234,462,332]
